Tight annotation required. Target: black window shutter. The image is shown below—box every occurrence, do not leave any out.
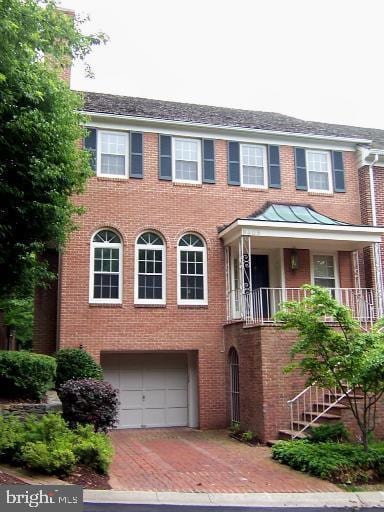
[130,132,143,178]
[295,147,307,190]
[268,145,281,188]
[84,128,97,172]
[228,141,240,185]
[202,139,215,183]
[159,135,172,180]
[332,151,345,192]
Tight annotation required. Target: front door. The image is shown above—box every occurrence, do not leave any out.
[251,255,270,317]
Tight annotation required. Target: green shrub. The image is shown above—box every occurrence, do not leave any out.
[59,379,119,432]
[73,425,113,474]
[0,351,56,400]
[308,422,349,443]
[0,413,113,477]
[21,440,77,475]
[241,431,253,442]
[272,440,384,484]
[0,415,25,460]
[56,348,102,388]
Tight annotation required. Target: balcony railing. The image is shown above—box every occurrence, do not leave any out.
[227,287,377,328]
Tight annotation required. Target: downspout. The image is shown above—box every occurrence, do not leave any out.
[368,155,384,316]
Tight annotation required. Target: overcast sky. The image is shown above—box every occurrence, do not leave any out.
[60,0,384,129]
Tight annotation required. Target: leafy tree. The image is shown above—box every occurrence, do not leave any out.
[0,297,34,349]
[276,285,384,450]
[0,0,107,298]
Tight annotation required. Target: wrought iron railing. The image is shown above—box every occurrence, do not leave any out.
[227,287,377,328]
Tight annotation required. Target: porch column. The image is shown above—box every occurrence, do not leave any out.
[373,242,384,317]
[239,235,252,295]
[224,246,231,321]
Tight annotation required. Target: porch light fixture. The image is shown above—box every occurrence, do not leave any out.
[290,249,299,271]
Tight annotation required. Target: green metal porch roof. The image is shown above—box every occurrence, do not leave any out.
[247,203,347,225]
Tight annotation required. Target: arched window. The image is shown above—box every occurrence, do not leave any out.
[177,233,207,305]
[90,229,122,303]
[135,232,165,304]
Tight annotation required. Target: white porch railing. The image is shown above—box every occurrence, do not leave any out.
[227,287,377,328]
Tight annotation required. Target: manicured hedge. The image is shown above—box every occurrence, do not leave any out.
[0,351,56,400]
[59,378,119,432]
[0,413,113,476]
[56,348,102,388]
[272,440,384,484]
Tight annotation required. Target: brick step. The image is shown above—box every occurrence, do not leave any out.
[292,420,323,430]
[266,439,281,446]
[324,392,363,401]
[311,402,348,411]
[303,411,341,422]
[278,429,308,441]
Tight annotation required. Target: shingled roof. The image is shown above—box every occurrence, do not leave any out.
[79,91,384,149]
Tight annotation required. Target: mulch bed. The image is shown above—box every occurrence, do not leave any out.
[0,469,28,485]
[229,432,264,446]
[63,465,111,490]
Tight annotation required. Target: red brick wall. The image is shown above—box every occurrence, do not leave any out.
[47,135,363,429]
[224,323,306,441]
[284,249,311,288]
[338,251,354,288]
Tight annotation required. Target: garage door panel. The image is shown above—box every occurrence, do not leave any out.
[103,369,119,389]
[120,390,143,409]
[120,370,142,390]
[144,389,166,408]
[167,388,188,408]
[143,408,166,427]
[166,407,188,426]
[120,409,142,428]
[166,369,188,389]
[143,369,167,389]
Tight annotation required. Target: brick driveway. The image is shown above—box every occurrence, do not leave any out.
[109,428,340,493]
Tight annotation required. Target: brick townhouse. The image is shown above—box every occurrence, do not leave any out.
[33,90,384,441]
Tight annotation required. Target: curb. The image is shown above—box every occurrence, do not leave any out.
[84,490,384,508]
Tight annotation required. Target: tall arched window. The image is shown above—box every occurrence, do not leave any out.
[177,233,207,305]
[135,232,165,304]
[90,229,122,303]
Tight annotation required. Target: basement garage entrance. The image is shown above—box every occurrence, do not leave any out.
[102,352,197,429]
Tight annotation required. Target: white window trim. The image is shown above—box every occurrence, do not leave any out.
[306,149,333,193]
[172,137,202,184]
[240,143,268,189]
[89,231,123,304]
[134,234,166,305]
[310,252,340,290]
[97,130,129,179]
[177,236,208,306]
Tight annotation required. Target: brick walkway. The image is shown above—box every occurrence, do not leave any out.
[109,428,340,493]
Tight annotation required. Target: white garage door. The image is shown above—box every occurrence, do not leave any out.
[103,353,189,428]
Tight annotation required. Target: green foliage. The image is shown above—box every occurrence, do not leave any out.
[308,423,349,444]
[0,350,56,399]
[275,285,384,449]
[272,440,384,484]
[241,431,253,442]
[0,413,113,476]
[0,297,34,349]
[56,348,103,388]
[0,415,25,460]
[59,378,118,432]
[73,424,113,474]
[229,421,241,434]
[0,0,107,298]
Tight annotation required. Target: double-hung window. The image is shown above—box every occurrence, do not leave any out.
[177,234,207,305]
[240,144,267,188]
[306,150,332,192]
[98,131,129,178]
[312,254,337,289]
[90,229,122,303]
[135,232,165,304]
[173,138,201,183]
